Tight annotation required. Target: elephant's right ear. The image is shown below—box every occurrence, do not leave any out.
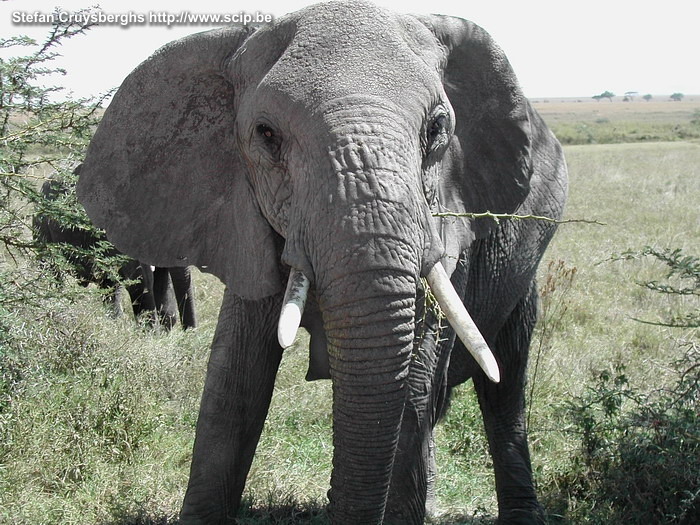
[78,26,283,299]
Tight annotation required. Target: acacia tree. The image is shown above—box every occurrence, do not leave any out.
[0,14,116,318]
[593,90,615,102]
[670,92,684,102]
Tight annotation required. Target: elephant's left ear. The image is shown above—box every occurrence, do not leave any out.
[78,26,283,299]
[414,14,533,238]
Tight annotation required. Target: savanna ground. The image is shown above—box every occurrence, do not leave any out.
[1,92,699,524]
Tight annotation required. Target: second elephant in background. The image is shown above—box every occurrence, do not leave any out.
[133,264,198,330]
[34,171,197,330]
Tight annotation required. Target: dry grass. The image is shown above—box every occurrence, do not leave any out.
[533,97,700,144]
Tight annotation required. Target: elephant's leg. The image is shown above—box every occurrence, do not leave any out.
[385,419,436,524]
[473,281,545,524]
[385,289,455,524]
[385,366,451,523]
[180,289,283,524]
[97,273,125,318]
[106,282,126,318]
[169,266,197,329]
[123,262,157,324]
[152,266,178,330]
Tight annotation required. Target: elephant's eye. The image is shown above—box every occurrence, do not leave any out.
[425,113,449,155]
[255,123,282,159]
[428,115,446,142]
[257,124,274,139]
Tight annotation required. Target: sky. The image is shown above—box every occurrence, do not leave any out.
[1,0,698,100]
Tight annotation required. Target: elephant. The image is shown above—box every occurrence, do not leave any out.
[34,170,197,330]
[76,1,567,523]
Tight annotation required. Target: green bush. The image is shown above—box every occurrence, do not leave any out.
[555,347,699,523]
[547,248,700,523]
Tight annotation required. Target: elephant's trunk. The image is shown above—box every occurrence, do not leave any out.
[276,110,498,521]
[278,262,498,523]
[282,196,424,522]
[321,268,417,524]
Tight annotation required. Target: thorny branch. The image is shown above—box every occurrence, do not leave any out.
[433,210,605,226]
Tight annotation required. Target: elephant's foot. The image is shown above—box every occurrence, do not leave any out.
[497,504,546,525]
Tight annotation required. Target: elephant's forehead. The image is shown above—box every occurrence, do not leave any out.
[262,1,441,110]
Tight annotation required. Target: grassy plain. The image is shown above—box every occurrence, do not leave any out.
[0,101,698,523]
[532,97,700,144]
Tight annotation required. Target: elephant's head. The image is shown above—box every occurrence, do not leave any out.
[78,1,536,521]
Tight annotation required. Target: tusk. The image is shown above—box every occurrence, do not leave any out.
[278,268,310,348]
[426,263,500,383]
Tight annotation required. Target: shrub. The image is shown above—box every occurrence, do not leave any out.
[559,346,699,523]
[550,248,700,523]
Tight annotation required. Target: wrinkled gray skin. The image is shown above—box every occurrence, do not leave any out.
[35,174,197,330]
[77,2,567,523]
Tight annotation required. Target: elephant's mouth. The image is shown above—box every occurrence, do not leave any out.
[278,264,500,383]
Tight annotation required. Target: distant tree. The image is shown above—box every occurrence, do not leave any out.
[670,92,684,102]
[593,90,615,102]
[624,91,639,100]
[643,94,653,102]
